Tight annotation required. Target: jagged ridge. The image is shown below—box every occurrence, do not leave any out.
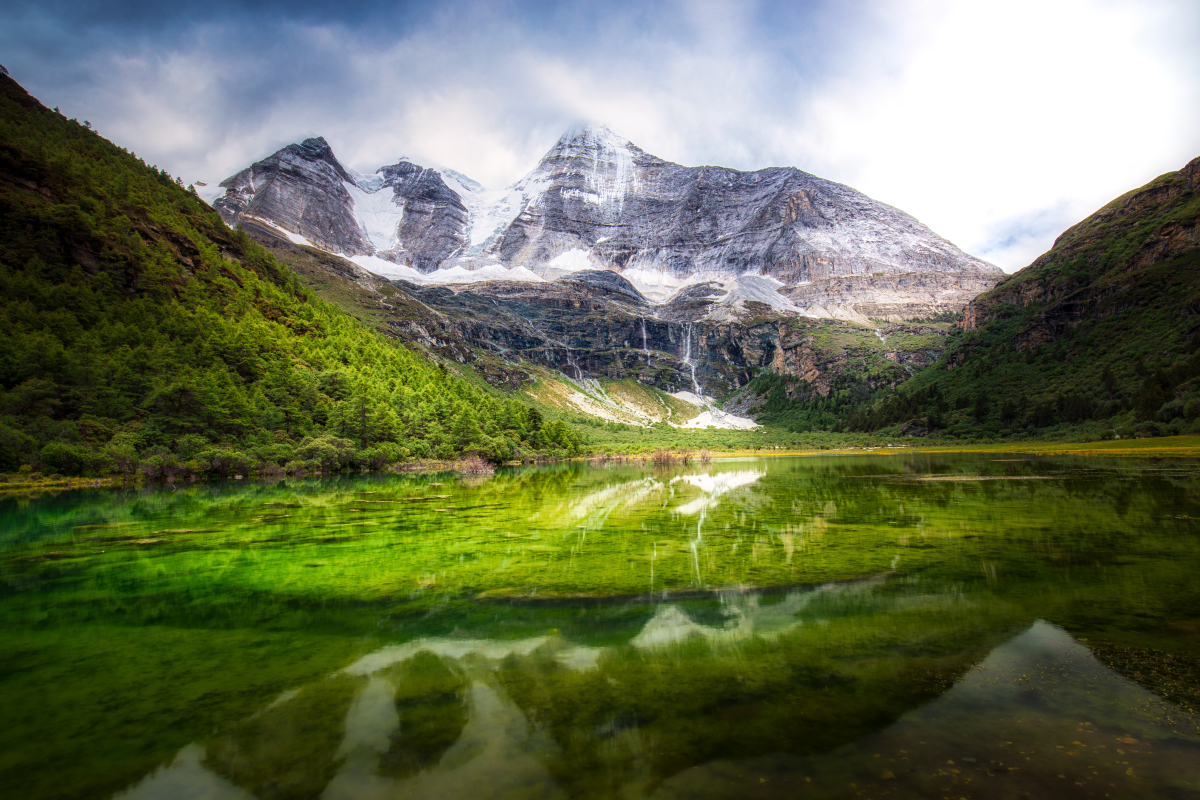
[214,124,1002,321]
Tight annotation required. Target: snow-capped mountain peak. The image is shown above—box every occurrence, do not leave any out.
[552,121,632,151]
[534,122,642,209]
[213,124,1002,318]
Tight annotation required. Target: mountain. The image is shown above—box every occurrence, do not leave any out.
[246,221,962,432]
[0,73,583,477]
[215,138,469,272]
[808,155,1200,439]
[487,124,1000,311]
[214,124,1002,322]
[211,125,1004,420]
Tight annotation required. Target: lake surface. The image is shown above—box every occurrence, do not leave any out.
[2,453,1199,799]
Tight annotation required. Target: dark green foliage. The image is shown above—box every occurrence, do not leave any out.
[905,310,964,324]
[746,373,867,432]
[813,157,1200,441]
[972,390,990,422]
[0,75,583,476]
[742,367,887,433]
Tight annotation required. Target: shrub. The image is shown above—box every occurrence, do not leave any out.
[296,435,356,471]
[456,455,494,475]
[200,448,252,478]
[103,437,139,478]
[0,424,36,473]
[357,441,407,470]
[39,441,89,476]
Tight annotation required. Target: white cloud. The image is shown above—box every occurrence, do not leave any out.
[3,0,1196,271]
[783,0,1200,270]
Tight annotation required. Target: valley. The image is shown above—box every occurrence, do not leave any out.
[2,63,1198,480]
[218,138,1200,448]
[4,7,1199,800]
[222,123,994,440]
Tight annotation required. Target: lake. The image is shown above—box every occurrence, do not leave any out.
[2,453,1199,799]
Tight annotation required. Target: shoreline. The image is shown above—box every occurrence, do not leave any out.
[4,435,1198,498]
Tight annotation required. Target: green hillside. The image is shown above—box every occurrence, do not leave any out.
[0,75,582,478]
[865,156,1200,440]
[753,156,1200,441]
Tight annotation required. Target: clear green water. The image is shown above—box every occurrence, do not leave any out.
[2,454,1200,799]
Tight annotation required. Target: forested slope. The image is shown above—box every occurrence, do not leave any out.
[846,156,1200,439]
[0,74,581,477]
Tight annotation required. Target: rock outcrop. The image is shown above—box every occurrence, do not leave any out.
[214,137,371,256]
[216,139,469,272]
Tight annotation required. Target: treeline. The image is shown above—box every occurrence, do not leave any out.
[0,74,583,477]
[738,332,1200,441]
[745,372,875,433]
[841,335,1200,437]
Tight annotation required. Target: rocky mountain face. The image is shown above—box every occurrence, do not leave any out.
[215,125,1001,322]
[488,126,999,309]
[215,138,468,272]
[218,126,1000,419]
[248,221,953,419]
[214,137,371,255]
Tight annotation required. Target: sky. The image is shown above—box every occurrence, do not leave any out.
[1,0,1198,272]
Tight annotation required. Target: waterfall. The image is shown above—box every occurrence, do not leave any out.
[565,350,583,381]
[641,317,649,356]
[682,324,703,398]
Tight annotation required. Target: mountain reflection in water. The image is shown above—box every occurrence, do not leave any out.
[114,602,1200,800]
[2,454,1199,799]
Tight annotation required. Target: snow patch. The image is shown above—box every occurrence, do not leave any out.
[242,215,316,248]
[349,254,425,282]
[546,248,597,273]
[464,177,551,251]
[347,168,385,192]
[440,168,483,193]
[620,267,719,304]
[562,188,601,205]
[349,255,544,285]
[668,391,760,430]
[344,180,404,253]
[423,264,544,284]
[669,390,706,406]
[677,409,760,430]
[562,123,637,210]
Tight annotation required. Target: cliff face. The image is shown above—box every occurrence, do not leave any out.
[247,223,949,414]
[214,137,372,255]
[368,161,469,272]
[783,271,1001,324]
